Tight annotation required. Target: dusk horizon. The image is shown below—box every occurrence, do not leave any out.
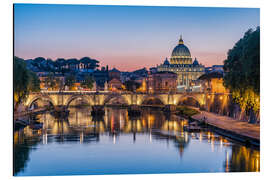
[14,4,259,71]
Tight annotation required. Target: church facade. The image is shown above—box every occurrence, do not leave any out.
[157,36,205,91]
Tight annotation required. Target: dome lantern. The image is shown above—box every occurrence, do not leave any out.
[179,35,184,45]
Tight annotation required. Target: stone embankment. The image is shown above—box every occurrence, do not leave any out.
[191,111,260,146]
[14,107,48,119]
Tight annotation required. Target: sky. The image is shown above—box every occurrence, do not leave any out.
[14,4,259,71]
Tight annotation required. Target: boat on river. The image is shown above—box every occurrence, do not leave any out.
[184,121,202,132]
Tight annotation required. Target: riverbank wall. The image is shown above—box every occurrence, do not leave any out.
[191,111,260,147]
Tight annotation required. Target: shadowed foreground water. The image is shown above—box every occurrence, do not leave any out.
[14,107,260,176]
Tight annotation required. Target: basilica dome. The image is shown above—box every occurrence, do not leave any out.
[170,36,192,64]
[171,36,191,58]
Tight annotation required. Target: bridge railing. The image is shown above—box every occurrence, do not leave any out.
[35,90,207,95]
[33,90,231,96]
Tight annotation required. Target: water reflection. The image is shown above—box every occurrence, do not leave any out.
[14,128,41,174]
[228,146,260,172]
[14,107,260,175]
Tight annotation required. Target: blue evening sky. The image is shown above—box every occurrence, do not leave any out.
[14,4,259,70]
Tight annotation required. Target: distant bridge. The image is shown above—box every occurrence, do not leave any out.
[25,91,231,111]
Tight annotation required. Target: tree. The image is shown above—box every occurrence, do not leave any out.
[14,57,30,110]
[33,57,46,64]
[81,74,94,89]
[28,71,40,92]
[223,27,260,113]
[14,56,41,111]
[80,57,99,70]
[66,58,79,71]
[123,80,141,92]
[55,58,66,74]
[65,74,76,90]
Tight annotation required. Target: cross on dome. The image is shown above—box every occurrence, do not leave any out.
[179,35,184,44]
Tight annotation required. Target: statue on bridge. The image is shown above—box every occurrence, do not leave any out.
[104,81,108,92]
[93,81,97,92]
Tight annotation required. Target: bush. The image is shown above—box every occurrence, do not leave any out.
[176,106,199,117]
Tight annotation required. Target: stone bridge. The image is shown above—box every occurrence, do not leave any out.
[25,91,230,110]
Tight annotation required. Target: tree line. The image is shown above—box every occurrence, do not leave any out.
[26,56,100,74]
[14,57,40,110]
[223,27,260,114]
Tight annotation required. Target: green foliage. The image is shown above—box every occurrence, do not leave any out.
[176,106,199,117]
[14,56,41,109]
[223,27,260,112]
[124,80,141,92]
[14,57,30,106]
[231,88,260,113]
[65,74,76,88]
[28,71,40,92]
[81,74,94,89]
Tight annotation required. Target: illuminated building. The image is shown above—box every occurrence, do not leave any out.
[199,71,229,93]
[108,78,123,91]
[136,78,147,93]
[147,71,177,93]
[157,36,205,91]
[38,74,65,90]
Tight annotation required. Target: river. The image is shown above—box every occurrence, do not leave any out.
[14,106,260,176]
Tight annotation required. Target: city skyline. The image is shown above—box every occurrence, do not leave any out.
[14,4,259,71]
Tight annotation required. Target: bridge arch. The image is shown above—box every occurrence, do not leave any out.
[65,95,94,108]
[103,94,129,105]
[176,94,202,107]
[26,94,55,110]
[140,95,165,105]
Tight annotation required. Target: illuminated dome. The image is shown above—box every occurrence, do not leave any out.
[170,36,192,64]
[171,38,191,57]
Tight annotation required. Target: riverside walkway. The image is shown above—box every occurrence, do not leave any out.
[14,107,48,119]
[191,111,260,146]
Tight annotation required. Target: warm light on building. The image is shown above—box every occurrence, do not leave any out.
[137,78,147,93]
[157,36,205,91]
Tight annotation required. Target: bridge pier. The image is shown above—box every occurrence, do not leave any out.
[128,105,142,116]
[51,105,69,119]
[163,104,177,113]
[91,105,105,116]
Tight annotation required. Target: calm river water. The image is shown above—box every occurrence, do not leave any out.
[14,107,260,176]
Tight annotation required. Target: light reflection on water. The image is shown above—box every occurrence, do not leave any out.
[14,107,260,176]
